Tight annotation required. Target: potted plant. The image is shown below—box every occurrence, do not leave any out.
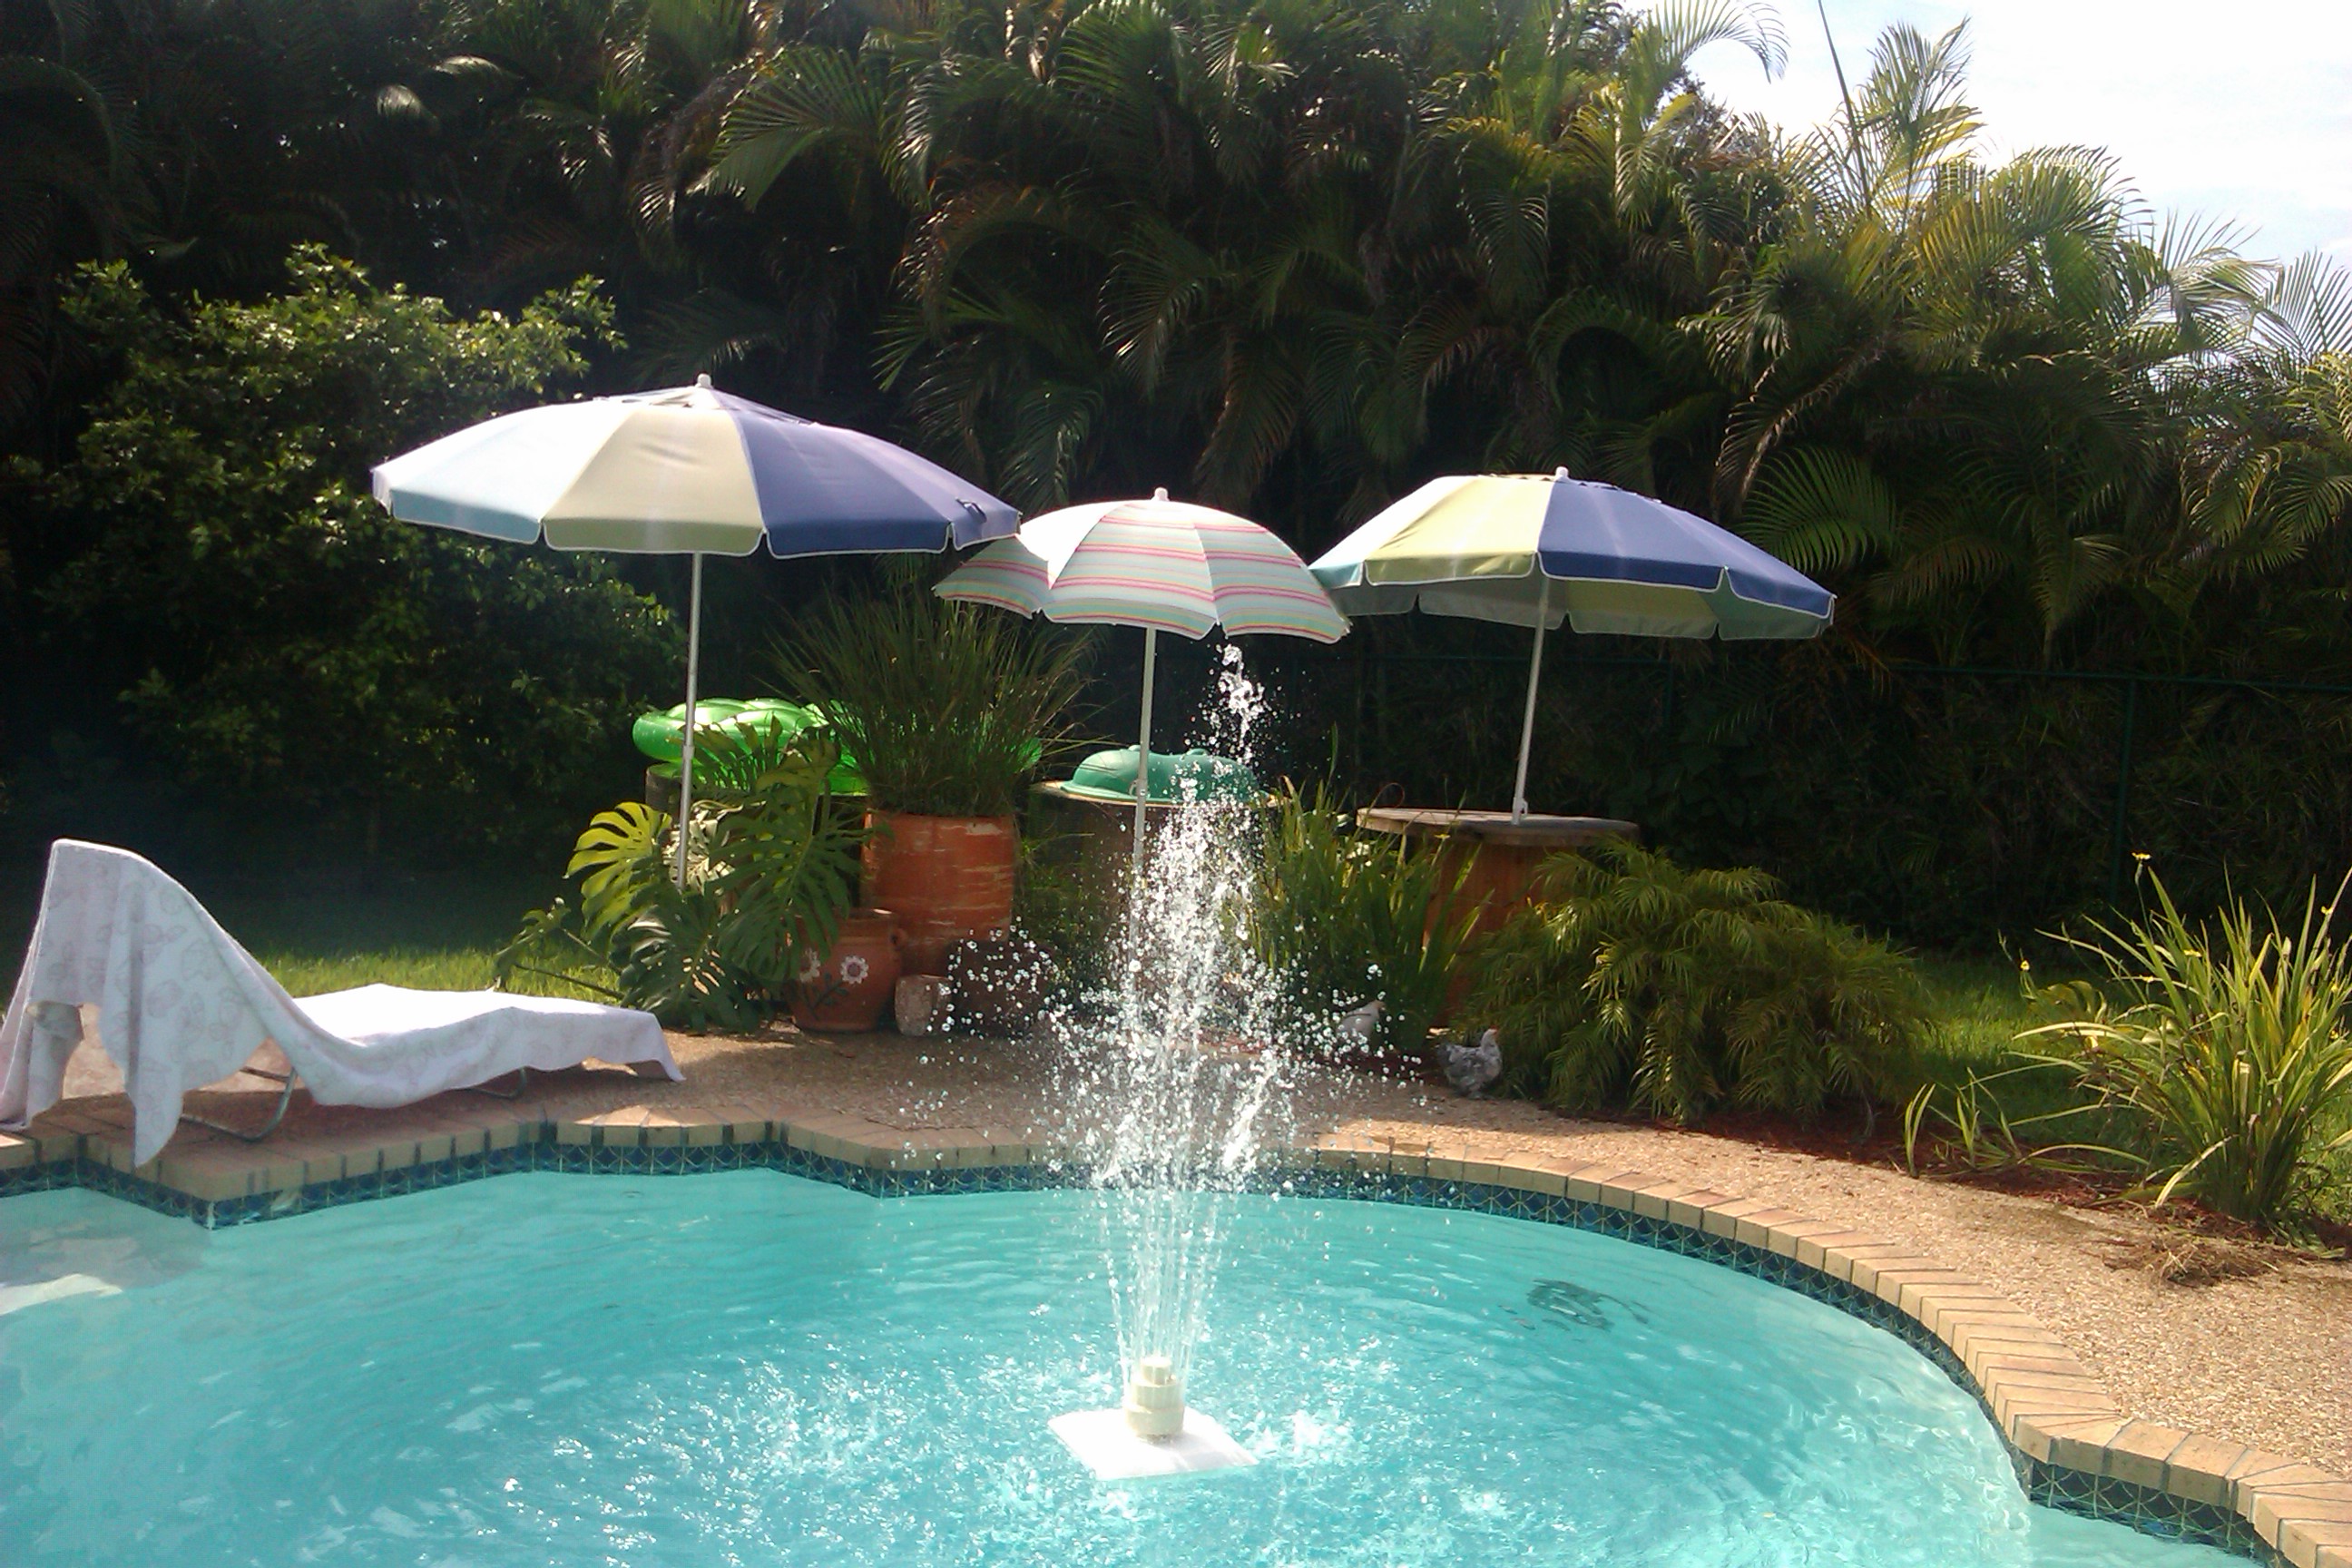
[495,728,865,1032]
[777,573,1089,974]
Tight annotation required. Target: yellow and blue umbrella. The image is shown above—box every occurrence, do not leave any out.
[372,375,1017,880]
[936,490,1345,858]
[1310,471,1831,819]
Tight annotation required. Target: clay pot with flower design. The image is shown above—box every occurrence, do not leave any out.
[790,907,905,1033]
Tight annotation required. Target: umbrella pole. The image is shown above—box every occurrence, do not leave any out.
[1511,578,1552,824]
[673,552,705,887]
[1131,627,1157,869]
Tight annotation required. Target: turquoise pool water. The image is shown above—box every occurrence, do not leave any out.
[0,1173,2232,1567]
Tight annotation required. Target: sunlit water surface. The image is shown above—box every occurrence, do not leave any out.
[0,1174,2231,1567]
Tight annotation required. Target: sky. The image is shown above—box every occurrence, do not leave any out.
[1681,0,2352,262]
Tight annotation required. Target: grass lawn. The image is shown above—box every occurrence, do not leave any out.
[226,875,632,1002]
[1906,952,2090,1119]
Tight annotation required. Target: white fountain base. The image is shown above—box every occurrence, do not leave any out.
[1049,1406,1258,1479]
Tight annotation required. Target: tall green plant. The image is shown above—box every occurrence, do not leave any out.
[496,731,864,1029]
[775,576,1090,818]
[2022,867,2352,1227]
[1250,787,1479,1056]
[1464,840,1927,1124]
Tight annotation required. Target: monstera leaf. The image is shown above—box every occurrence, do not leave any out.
[610,882,763,1034]
[567,800,671,943]
[491,899,623,1001]
[704,735,863,985]
[504,729,865,1028]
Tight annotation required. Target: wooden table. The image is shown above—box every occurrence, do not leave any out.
[1356,808,1640,936]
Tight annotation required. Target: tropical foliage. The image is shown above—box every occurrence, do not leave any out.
[1464,839,1928,1123]
[6,0,2352,936]
[497,730,865,1028]
[16,249,671,856]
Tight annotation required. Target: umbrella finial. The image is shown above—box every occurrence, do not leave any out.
[1553,466,1570,479]
[696,372,712,388]
[1152,486,1170,502]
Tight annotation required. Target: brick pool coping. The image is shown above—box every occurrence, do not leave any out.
[3,1108,2346,1567]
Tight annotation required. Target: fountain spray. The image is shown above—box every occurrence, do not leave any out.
[1048,645,1286,1479]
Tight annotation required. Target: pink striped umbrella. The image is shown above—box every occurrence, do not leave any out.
[936,490,1346,855]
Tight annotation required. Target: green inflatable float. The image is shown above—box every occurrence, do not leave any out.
[632,698,867,796]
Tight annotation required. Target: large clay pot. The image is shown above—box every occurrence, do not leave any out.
[861,812,1018,975]
[791,908,904,1033]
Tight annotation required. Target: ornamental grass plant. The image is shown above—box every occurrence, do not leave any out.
[2021,867,2352,1229]
[774,573,1090,819]
[1250,787,1479,1057]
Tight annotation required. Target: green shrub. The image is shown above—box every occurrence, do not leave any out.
[1250,787,1479,1056]
[774,573,1089,818]
[496,731,864,1030]
[32,251,670,855]
[1463,840,1928,1124]
[2021,867,2352,1228]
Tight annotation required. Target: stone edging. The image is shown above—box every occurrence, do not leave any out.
[2,1116,2346,1566]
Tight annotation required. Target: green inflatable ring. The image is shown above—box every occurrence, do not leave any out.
[633,697,866,794]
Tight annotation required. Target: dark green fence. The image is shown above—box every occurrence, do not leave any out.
[1118,629,2352,948]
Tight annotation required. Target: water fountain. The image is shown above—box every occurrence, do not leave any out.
[1048,645,1290,1479]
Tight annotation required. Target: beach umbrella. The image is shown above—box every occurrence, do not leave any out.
[372,375,1017,882]
[1309,470,1832,821]
[935,489,1346,859]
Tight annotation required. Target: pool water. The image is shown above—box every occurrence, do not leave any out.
[0,1173,2232,1567]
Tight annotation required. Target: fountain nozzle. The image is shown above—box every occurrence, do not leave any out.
[1122,1355,1185,1439]
[1051,1357,1251,1475]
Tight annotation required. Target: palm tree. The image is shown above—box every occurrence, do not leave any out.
[1718,24,2278,653]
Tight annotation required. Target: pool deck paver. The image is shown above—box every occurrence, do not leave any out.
[5,1048,2350,1568]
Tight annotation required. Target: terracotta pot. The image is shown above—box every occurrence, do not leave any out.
[860,811,1019,975]
[791,908,904,1033]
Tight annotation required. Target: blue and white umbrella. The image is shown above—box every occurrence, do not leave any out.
[1310,470,1832,820]
[373,376,1018,878]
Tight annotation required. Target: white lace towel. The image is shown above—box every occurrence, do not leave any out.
[1,840,679,1165]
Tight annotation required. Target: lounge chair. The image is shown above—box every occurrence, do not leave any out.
[0,839,680,1165]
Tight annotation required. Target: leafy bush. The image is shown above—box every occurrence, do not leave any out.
[1250,787,1479,1056]
[1463,840,1928,1124]
[774,573,1089,818]
[2021,867,2352,1228]
[28,250,671,854]
[496,731,863,1030]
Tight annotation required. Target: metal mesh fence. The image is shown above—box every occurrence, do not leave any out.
[1111,626,2352,946]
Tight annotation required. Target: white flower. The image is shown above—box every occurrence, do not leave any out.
[798,949,824,983]
[839,954,870,985]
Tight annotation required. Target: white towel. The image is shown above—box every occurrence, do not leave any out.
[1,840,680,1164]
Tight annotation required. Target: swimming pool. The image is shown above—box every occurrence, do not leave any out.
[0,1172,2236,1566]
